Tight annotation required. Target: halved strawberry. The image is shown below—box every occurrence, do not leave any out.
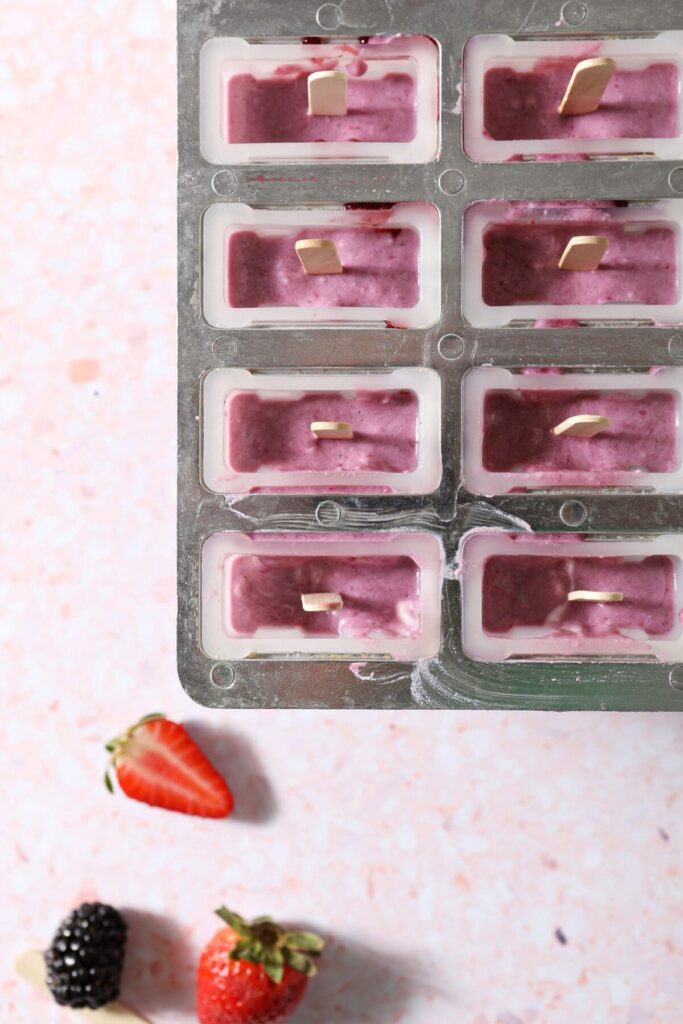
[105,713,233,818]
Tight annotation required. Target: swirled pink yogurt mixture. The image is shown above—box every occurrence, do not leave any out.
[225,554,421,638]
[483,59,678,141]
[228,227,420,308]
[482,388,678,474]
[482,218,677,307]
[227,70,416,143]
[482,554,676,637]
[226,389,418,474]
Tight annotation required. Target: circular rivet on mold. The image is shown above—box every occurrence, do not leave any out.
[316,500,342,526]
[668,334,683,360]
[669,666,683,691]
[559,499,587,528]
[438,168,465,195]
[212,336,237,359]
[437,334,465,361]
[210,663,236,690]
[316,3,342,29]
[669,167,683,193]
[212,170,238,197]
[561,1,588,26]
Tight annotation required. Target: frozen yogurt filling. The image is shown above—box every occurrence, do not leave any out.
[482,388,678,474]
[227,71,417,143]
[482,554,676,638]
[483,59,679,141]
[225,554,422,638]
[227,227,420,308]
[482,220,678,306]
[226,389,419,473]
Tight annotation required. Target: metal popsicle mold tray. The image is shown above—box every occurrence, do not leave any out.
[178,0,683,710]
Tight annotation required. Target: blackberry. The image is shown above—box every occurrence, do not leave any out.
[45,902,128,1009]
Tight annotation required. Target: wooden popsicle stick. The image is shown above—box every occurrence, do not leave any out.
[308,70,348,116]
[310,420,354,439]
[568,590,624,603]
[301,592,344,612]
[295,239,343,275]
[553,414,612,438]
[558,57,616,116]
[14,950,147,1022]
[558,234,609,271]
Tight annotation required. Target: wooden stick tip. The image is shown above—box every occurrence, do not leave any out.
[308,70,348,116]
[567,590,624,603]
[295,238,343,275]
[558,56,616,116]
[310,420,354,439]
[553,414,612,438]
[558,235,609,271]
[301,592,344,612]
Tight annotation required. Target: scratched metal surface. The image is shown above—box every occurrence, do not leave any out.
[178,0,683,710]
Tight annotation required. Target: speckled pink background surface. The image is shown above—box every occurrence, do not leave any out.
[1,2,683,1022]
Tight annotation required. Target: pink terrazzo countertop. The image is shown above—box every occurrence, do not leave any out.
[1,3,682,1022]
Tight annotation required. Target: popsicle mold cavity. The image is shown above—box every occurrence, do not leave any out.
[463,33,683,161]
[459,531,683,662]
[462,367,683,494]
[462,201,683,327]
[200,35,439,163]
[202,368,442,495]
[201,532,444,660]
[203,202,440,329]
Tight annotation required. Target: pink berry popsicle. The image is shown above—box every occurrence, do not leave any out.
[225,554,421,639]
[482,554,676,638]
[228,227,420,309]
[482,219,677,307]
[482,388,678,476]
[226,389,418,474]
[227,70,417,143]
[483,59,679,142]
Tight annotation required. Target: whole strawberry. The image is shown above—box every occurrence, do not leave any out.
[105,713,233,818]
[197,907,324,1024]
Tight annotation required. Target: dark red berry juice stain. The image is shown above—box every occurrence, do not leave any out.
[344,202,394,211]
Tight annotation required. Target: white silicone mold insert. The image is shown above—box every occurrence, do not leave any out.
[462,200,683,327]
[203,201,441,329]
[200,35,439,164]
[201,531,444,661]
[462,366,683,494]
[463,32,683,162]
[459,530,683,663]
[203,367,442,495]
